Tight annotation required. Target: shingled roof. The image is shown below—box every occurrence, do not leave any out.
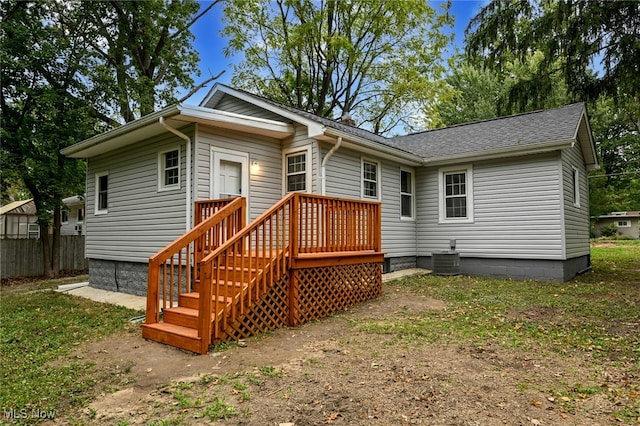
[204,85,593,165]
[387,103,588,161]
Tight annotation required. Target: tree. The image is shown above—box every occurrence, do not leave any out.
[76,0,221,124]
[465,0,640,105]
[435,51,570,126]
[1,0,221,277]
[222,0,454,135]
[1,1,95,277]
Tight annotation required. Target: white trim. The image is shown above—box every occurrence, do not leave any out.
[361,157,381,201]
[282,145,312,194]
[157,147,181,192]
[61,210,69,224]
[616,220,630,228]
[438,164,474,224]
[76,207,84,224]
[400,167,415,220]
[572,166,581,208]
[94,171,109,215]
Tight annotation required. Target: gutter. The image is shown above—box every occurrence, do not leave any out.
[320,136,343,195]
[159,117,192,232]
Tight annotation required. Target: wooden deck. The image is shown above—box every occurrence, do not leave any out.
[142,194,383,354]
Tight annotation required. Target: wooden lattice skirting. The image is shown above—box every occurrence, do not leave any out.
[217,262,382,343]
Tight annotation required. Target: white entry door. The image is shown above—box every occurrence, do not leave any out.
[219,160,242,198]
[211,148,249,202]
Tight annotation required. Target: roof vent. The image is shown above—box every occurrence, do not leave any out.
[340,114,356,126]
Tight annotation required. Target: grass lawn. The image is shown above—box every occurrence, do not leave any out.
[0,276,142,423]
[0,240,638,424]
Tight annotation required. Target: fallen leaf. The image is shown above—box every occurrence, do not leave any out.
[146,368,153,373]
[531,400,543,408]
[561,396,571,402]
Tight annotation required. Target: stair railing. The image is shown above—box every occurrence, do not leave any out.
[198,193,295,350]
[145,197,246,325]
[197,193,381,352]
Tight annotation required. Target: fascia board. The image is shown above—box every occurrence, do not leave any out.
[176,105,294,138]
[61,105,181,158]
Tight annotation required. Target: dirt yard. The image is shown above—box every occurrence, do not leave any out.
[51,283,634,425]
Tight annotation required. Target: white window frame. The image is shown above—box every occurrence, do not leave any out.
[77,207,84,224]
[400,168,415,220]
[61,210,69,224]
[158,148,181,191]
[361,158,381,201]
[438,164,474,224]
[95,172,109,215]
[616,220,630,228]
[283,146,312,194]
[572,166,581,207]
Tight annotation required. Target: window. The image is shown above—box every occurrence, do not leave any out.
[400,169,414,219]
[77,208,84,223]
[362,159,380,200]
[572,166,581,207]
[617,220,630,228]
[438,165,474,223]
[61,210,69,223]
[95,172,108,214]
[159,149,180,190]
[285,151,307,192]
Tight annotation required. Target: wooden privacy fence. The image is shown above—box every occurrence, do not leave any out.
[0,235,87,278]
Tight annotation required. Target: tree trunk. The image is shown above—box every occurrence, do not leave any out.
[40,222,54,278]
[51,207,61,278]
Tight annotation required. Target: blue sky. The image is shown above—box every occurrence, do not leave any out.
[185,1,486,103]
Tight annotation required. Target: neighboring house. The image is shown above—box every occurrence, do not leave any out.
[0,199,39,239]
[62,84,599,294]
[61,195,86,236]
[593,212,640,239]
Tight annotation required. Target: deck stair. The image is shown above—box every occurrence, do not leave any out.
[142,193,383,354]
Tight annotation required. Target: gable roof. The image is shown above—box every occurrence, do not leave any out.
[201,84,598,168]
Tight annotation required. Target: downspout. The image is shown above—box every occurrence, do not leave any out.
[159,117,192,231]
[320,136,343,195]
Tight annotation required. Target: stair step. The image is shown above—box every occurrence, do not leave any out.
[142,323,204,353]
[163,306,200,329]
[179,292,234,310]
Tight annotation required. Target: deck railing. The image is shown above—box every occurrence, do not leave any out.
[145,197,245,325]
[196,193,381,351]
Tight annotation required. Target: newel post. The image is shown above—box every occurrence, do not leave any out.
[198,261,213,354]
[146,261,159,324]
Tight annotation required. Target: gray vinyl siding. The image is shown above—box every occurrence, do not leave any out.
[204,94,289,122]
[416,153,564,259]
[322,144,417,257]
[562,143,590,258]
[85,130,191,263]
[195,125,284,220]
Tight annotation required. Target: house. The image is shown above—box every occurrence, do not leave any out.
[61,84,598,352]
[593,211,640,239]
[0,199,39,239]
[61,195,86,236]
